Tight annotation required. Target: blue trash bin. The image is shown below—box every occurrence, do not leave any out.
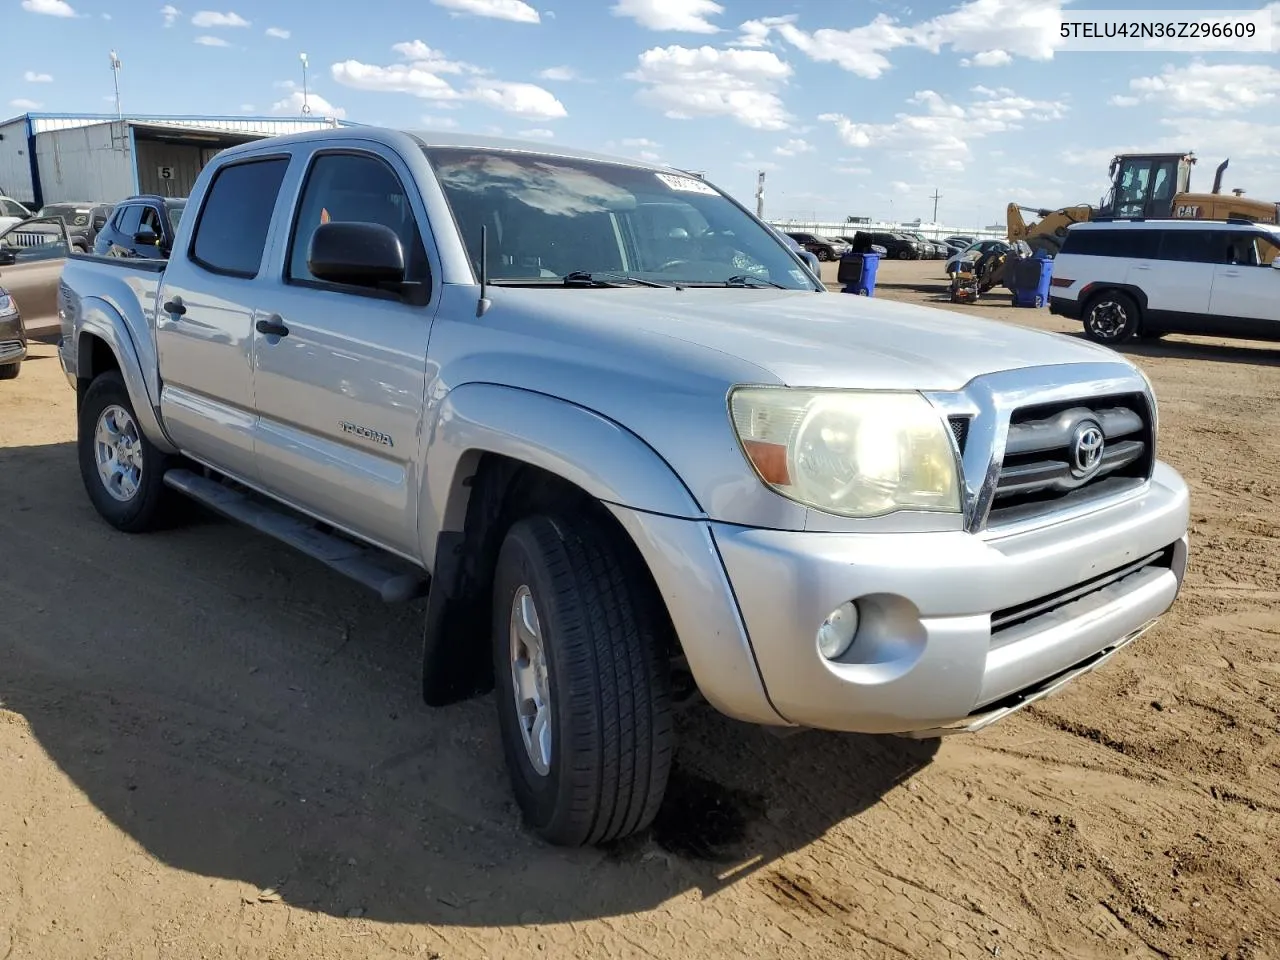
[838,252,880,296]
[1010,250,1053,308]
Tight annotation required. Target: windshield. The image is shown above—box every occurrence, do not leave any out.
[37,205,92,227]
[166,200,187,235]
[421,147,818,289]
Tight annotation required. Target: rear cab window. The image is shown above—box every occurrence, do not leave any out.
[189,157,290,277]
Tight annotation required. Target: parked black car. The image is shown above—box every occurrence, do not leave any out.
[34,202,114,252]
[783,231,851,262]
[846,231,921,260]
[0,284,27,380]
[93,195,188,259]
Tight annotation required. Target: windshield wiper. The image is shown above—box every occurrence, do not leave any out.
[562,270,674,288]
[723,274,787,289]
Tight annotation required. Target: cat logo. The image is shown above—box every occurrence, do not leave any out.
[339,421,394,447]
[1175,204,1201,218]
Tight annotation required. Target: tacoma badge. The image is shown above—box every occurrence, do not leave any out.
[339,421,394,448]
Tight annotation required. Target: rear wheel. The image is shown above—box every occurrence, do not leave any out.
[77,371,176,532]
[1082,290,1140,344]
[491,512,674,847]
[0,362,19,381]
[816,247,833,262]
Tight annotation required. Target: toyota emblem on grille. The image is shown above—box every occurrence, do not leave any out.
[1070,420,1105,477]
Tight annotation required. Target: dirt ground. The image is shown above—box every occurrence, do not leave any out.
[2,259,1278,960]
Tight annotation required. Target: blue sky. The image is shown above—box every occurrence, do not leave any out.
[7,0,1280,228]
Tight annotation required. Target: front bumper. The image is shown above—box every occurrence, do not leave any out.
[0,315,27,365]
[704,461,1189,735]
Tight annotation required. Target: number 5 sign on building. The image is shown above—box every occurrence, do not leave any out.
[157,165,175,181]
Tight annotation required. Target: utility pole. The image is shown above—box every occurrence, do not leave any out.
[756,170,765,218]
[929,188,942,222]
[299,52,311,115]
[109,49,123,120]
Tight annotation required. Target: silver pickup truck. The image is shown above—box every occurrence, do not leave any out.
[58,127,1190,847]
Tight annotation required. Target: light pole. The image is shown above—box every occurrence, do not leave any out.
[299,52,311,115]
[109,49,123,120]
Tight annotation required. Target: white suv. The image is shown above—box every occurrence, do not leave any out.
[1049,219,1280,344]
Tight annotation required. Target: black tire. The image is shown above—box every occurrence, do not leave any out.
[491,512,674,847]
[896,248,912,260]
[77,371,175,532]
[1082,290,1141,345]
[816,247,833,262]
[0,362,19,380]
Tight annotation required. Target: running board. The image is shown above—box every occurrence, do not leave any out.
[162,468,429,604]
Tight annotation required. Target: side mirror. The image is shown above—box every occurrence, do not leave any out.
[0,249,15,266]
[133,228,159,246]
[307,221,406,288]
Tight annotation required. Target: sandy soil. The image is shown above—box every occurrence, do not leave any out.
[2,259,1278,960]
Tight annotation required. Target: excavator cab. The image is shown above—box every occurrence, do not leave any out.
[1099,153,1196,219]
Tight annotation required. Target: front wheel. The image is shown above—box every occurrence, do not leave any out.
[77,371,176,532]
[0,362,19,381]
[491,512,674,847]
[816,248,833,262]
[1082,291,1140,344]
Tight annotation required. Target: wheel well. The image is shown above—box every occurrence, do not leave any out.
[76,333,121,410]
[421,452,680,707]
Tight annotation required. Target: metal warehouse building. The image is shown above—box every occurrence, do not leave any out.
[0,112,355,209]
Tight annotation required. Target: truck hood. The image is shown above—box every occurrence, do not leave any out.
[495,286,1122,392]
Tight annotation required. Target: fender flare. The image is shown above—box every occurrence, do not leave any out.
[419,382,703,559]
[76,298,178,454]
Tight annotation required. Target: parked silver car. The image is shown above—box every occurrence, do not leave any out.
[58,127,1190,848]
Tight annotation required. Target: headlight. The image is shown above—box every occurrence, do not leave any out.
[0,292,16,318]
[729,387,962,518]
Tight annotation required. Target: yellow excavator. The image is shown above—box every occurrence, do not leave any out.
[1008,153,1280,256]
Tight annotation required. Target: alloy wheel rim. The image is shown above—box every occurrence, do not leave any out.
[509,585,552,776]
[94,404,144,502]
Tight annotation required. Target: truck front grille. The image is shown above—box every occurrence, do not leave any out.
[987,392,1153,527]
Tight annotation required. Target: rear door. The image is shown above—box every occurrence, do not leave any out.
[154,152,293,483]
[0,216,71,337]
[248,143,439,557]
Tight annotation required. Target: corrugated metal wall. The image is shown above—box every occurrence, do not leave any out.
[135,140,216,198]
[34,122,136,204]
[30,114,344,137]
[0,119,36,206]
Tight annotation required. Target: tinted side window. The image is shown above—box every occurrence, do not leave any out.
[116,204,143,237]
[287,152,428,287]
[1157,230,1227,264]
[139,206,164,235]
[191,157,290,277]
[1061,229,1159,258]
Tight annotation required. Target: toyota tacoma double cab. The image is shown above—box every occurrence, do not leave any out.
[58,128,1191,847]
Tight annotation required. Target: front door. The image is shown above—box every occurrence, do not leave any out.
[0,216,70,338]
[250,145,438,558]
[154,154,293,483]
[1208,232,1280,331]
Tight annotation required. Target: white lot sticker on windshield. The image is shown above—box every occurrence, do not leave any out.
[655,172,718,195]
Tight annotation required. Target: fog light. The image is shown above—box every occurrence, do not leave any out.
[817,601,859,661]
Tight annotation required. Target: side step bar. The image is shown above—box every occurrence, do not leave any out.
[163,468,429,604]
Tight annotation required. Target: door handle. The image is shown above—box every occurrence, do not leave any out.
[162,298,186,316]
[255,315,290,338]
[1222,270,1241,277]
[1132,263,1151,270]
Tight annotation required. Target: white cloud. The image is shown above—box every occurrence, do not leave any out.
[195,35,230,46]
[538,65,578,81]
[10,98,44,109]
[821,86,1067,172]
[101,11,110,18]
[431,0,540,23]
[1109,94,1140,107]
[1116,61,1280,114]
[628,45,793,131]
[240,103,256,111]
[161,4,180,26]
[611,0,723,33]
[24,71,54,82]
[962,49,1013,67]
[272,85,346,118]
[621,137,660,148]
[420,114,460,128]
[835,165,871,175]
[740,0,1064,79]
[775,138,813,156]
[332,44,567,119]
[390,41,484,74]
[469,80,568,118]
[638,150,662,162]
[519,128,555,139]
[191,9,248,27]
[265,26,290,38]
[21,0,76,16]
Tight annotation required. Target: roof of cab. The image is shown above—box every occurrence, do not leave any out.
[211,124,678,174]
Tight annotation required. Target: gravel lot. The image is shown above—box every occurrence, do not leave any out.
[2,258,1278,960]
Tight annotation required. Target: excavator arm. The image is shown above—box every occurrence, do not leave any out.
[1006,202,1094,255]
